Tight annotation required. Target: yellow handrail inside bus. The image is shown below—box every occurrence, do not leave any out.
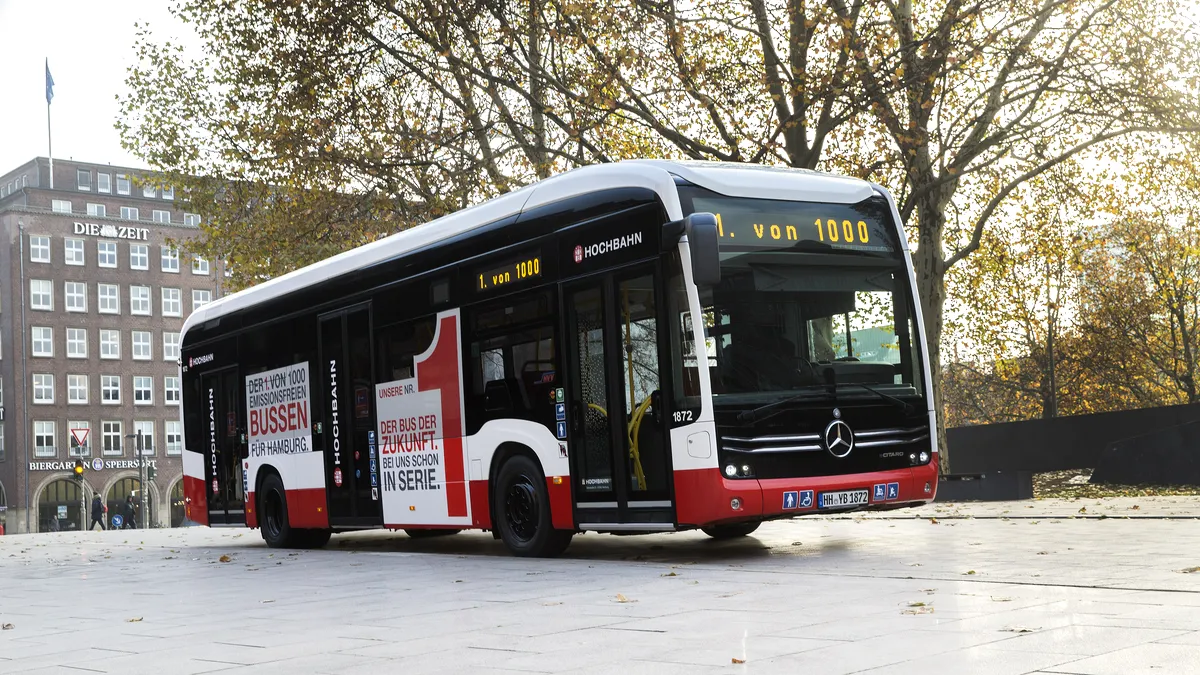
[582,398,650,492]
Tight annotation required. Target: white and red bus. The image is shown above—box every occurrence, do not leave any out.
[179,160,937,556]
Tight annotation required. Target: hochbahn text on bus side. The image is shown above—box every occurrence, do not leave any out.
[179,160,938,556]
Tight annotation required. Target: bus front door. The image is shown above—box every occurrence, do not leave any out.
[202,367,247,525]
[565,267,674,529]
[319,305,383,527]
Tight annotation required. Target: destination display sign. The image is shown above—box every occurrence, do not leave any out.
[475,251,542,293]
[691,196,898,254]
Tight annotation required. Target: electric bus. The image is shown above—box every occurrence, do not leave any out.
[179,160,937,557]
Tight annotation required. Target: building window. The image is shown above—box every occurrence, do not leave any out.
[87,203,106,217]
[65,281,87,312]
[65,237,84,265]
[152,210,170,224]
[184,213,200,227]
[133,421,155,455]
[132,331,152,360]
[142,183,157,198]
[34,421,56,457]
[120,206,139,221]
[100,329,120,359]
[116,174,131,195]
[77,169,91,191]
[163,331,180,361]
[97,172,111,194]
[164,376,181,404]
[68,375,88,404]
[31,326,53,357]
[134,376,153,405]
[33,374,54,404]
[191,289,212,311]
[30,279,52,310]
[68,421,91,456]
[98,241,117,268]
[130,244,149,269]
[102,421,123,456]
[98,283,119,313]
[130,286,151,316]
[52,199,72,213]
[191,256,210,275]
[165,420,182,455]
[101,375,121,404]
[162,287,182,317]
[163,185,175,200]
[30,235,50,262]
[162,246,180,273]
[67,328,87,358]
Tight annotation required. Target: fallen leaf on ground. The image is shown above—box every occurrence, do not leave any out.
[615,594,636,603]
[964,570,976,575]
[1002,626,1036,633]
[126,617,143,623]
[1178,567,1200,574]
[662,572,678,577]
[907,601,927,608]
[218,555,231,563]
[929,518,939,524]
[732,657,745,664]
[1,623,13,630]
[992,597,1014,602]
[902,606,934,615]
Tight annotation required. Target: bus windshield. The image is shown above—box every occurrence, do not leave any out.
[680,191,924,406]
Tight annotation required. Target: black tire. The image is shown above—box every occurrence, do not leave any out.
[404,529,461,539]
[258,474,302,548]
[702,522,761,539]
[493,455,573,557]
[302,529,332,548]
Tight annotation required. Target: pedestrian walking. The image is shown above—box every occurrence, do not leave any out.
[123,495,138,529]
[89,495,106,530]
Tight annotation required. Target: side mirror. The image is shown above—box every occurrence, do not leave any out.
[664,213,721,286]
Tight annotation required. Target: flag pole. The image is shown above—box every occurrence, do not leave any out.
[45,58,54,189]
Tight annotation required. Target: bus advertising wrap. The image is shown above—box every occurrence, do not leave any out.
[375,309,471,526]
[246,362,312,457]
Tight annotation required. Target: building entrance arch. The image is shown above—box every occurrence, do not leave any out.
[38,479,83,532]
[169,479,185,527]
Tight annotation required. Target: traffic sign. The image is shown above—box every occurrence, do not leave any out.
[70,427,90,449]
[91,457,104,471]
[111,514,124,528]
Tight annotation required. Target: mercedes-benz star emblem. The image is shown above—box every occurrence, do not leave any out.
[824,419,855,458]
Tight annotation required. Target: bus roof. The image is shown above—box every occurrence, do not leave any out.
[181,160,877,338]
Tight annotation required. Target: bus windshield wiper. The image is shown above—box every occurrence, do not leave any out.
[736,390,827,423]
[840,382,917,416]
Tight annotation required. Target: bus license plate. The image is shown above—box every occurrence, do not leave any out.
[818,489,869,509]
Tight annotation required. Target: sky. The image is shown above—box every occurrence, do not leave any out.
[0,1,197,173]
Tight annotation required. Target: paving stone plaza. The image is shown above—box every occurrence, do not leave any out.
[2,497,1199,674]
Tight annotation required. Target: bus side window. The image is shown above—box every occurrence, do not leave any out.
[375,317,436,383]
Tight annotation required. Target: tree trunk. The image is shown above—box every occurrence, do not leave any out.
[910,191,949,474]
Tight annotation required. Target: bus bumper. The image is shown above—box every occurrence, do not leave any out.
[675,460,939,528]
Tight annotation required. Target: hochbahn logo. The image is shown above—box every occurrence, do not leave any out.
[574,232,644,263]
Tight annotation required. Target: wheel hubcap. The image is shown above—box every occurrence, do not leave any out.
[504,475,539,543]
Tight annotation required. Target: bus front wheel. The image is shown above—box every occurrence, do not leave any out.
[702,522,761,539]
[494,455,572,557]
[258,475,327,548]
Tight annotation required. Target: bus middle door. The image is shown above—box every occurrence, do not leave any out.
[202,367,247,525]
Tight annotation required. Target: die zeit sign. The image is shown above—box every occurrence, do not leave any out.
[74,221,150,241]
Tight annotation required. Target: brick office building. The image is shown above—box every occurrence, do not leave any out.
[0,157,223,533]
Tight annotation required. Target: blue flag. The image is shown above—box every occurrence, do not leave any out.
[45,59,54,104]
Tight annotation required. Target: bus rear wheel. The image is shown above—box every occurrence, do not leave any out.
[258,474,328,548]
[702,522,761,539]
[494,455,572,557]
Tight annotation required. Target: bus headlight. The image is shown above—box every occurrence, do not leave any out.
[724,464,738,478]
[741,464,752,476]
[919,451,930,464]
